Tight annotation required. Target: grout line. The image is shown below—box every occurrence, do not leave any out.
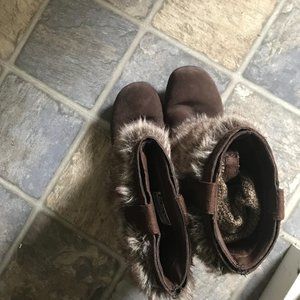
[283,185,300,221]
[221,75,238,104]
[9,0,50,64]
[0,65,9,87]
[0,206,40,276]
[148,26,234,77]
[0,61,109,130]
[240,77,300,116]
[91,0,165,115]
[41,205,126,263]
[2,61,98,122]
[221,73,300,117]
[280,231,300,248]
[90,28,146,115]
[94,0,142,28]
[38,122,92,206]
[0,177,38,207]
[236,0,288,75]
[145,0,165,23]
[0,59,114,130]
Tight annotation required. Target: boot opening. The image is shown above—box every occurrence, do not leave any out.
[140,138,188,291]
[215,132,278,271]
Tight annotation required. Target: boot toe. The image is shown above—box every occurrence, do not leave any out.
[112,82,163,141]
[165,66,223,128]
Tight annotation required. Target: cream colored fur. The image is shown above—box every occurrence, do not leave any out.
[111,118,193,299]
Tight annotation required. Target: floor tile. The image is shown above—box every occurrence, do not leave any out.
[0,185,32,261]
[100,33,230,121]
[0,74,83,198]
[110,274,147,300]
[233,238,290,299]
[283,200,300,240]
[110,239,289,300]
[0,0,43,60]
[0,212,119,299]
[153,0,276,70]
[104,0,155,19]
[192,238,289,300]
[244,0,300,108]
[192,260,243,300]
[16,0,138,109]
[46,124,122,252]
[226,84,300,201]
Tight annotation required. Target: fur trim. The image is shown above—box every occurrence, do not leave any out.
[188,213,224,272]
[171,113,262,272]
[171,114,257,179]
[111,118,193,299]
[112,118,170,205]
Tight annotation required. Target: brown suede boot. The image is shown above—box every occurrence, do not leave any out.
[111,82,192,298]
[165,66,284,274]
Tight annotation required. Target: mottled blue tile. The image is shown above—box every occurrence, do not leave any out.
[0,212,119,299]
[0,74,83,198]
[104,0,156,19]
[0,185,32,261]
[99,33,230,121]
[16,0,138,108]
[244,0,300,108]
[226,84,300,202]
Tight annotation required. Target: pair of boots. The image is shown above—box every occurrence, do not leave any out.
[111,66,284,298]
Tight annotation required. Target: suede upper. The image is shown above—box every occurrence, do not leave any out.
[165,66,223,128]
[111,82,192,299]
[165,66,284,274]
[111,82,164,141]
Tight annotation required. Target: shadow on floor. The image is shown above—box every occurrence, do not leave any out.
[0,88,289,299]
[0,119,125,299]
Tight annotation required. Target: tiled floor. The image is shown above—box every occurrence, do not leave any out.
[0,0,299,299]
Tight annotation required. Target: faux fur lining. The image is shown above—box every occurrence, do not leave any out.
[171,114,263,271]
[171,114,259,178]
[112,118,170,205]
[217,159,260,243]
[111,118,193,299]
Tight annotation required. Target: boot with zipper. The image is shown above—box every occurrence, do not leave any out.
[111,82,192,298]
[165,66,284,274]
